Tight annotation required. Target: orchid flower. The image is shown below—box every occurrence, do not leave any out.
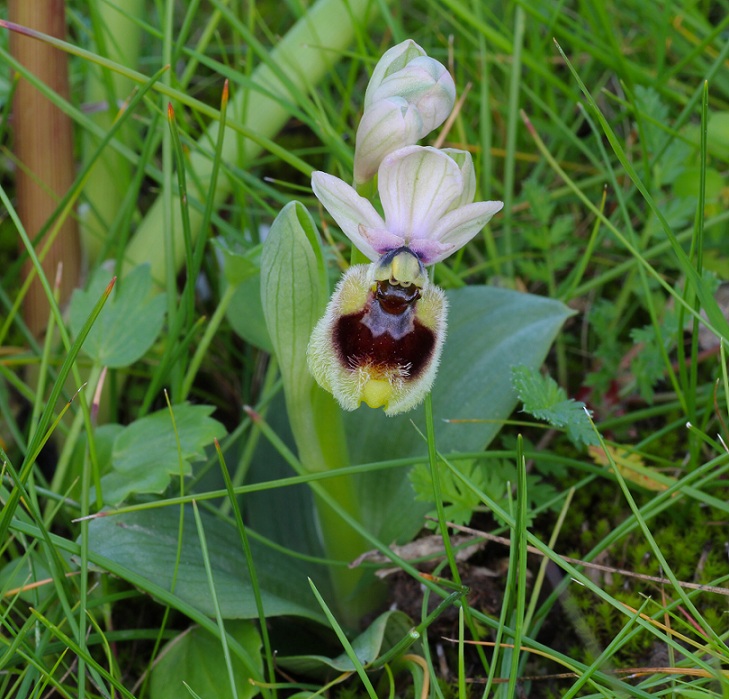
[313,145,504,265]
[308,146,503,415]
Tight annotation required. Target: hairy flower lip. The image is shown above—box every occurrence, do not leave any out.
[312,146,504,265]
[306,262,447,415]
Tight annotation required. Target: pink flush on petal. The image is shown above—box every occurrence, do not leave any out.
[312,146,503,265]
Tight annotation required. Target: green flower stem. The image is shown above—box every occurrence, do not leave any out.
[292,385,374,626]
[251,389,374,626]
[125,0,378,284]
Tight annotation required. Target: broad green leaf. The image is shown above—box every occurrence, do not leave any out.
[347,286,574,543]
[260,201,327,403]
[150,622,262,699]
[99,403,226,505]
[69,263,166,367]
[259,200,348,480]
[244,401,325,558]
[276,610,414,677]
[86,505,330,622]
[512,364,598,447]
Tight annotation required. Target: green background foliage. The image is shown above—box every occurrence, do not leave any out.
[2,0,729,697]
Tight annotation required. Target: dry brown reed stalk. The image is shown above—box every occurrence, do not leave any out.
[10,0,80,336]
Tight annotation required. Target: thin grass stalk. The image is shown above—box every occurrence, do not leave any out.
[423,396,491,674]
[523,487,574,632]
[308,578,379,699]
[500,5,525,279]
[28,268,62,458]
[687,83,709,465]
[192,502,245,699]
[217,443,277,699]
[167,102,196,400]
[506,437,528,695]
[9,0,80,336]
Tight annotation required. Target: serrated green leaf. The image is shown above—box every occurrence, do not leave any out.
[85,505,330,622]
[150,622,262,699]
[99,403,226,504]
[69,263,166,368]
[512,365,598,447]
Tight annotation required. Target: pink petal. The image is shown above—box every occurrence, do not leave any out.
[426,201,504,263]
[378,146,462,241]
[311,172,387,261]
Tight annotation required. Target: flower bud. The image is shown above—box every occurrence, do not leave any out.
[307,248,447,415]
[364,40,428,106]
[353,97,423,185]
[354,40,456,185]
[366,56,456,136]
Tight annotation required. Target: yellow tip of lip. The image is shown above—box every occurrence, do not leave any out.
[361,379,392,409]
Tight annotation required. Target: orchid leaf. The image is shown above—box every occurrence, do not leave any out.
[150,622,262,699]
[260,201,327,402]
[85,505,331,622]
[347,286,574,543]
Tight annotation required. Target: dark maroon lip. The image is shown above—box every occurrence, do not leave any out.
[333,292,435,380]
